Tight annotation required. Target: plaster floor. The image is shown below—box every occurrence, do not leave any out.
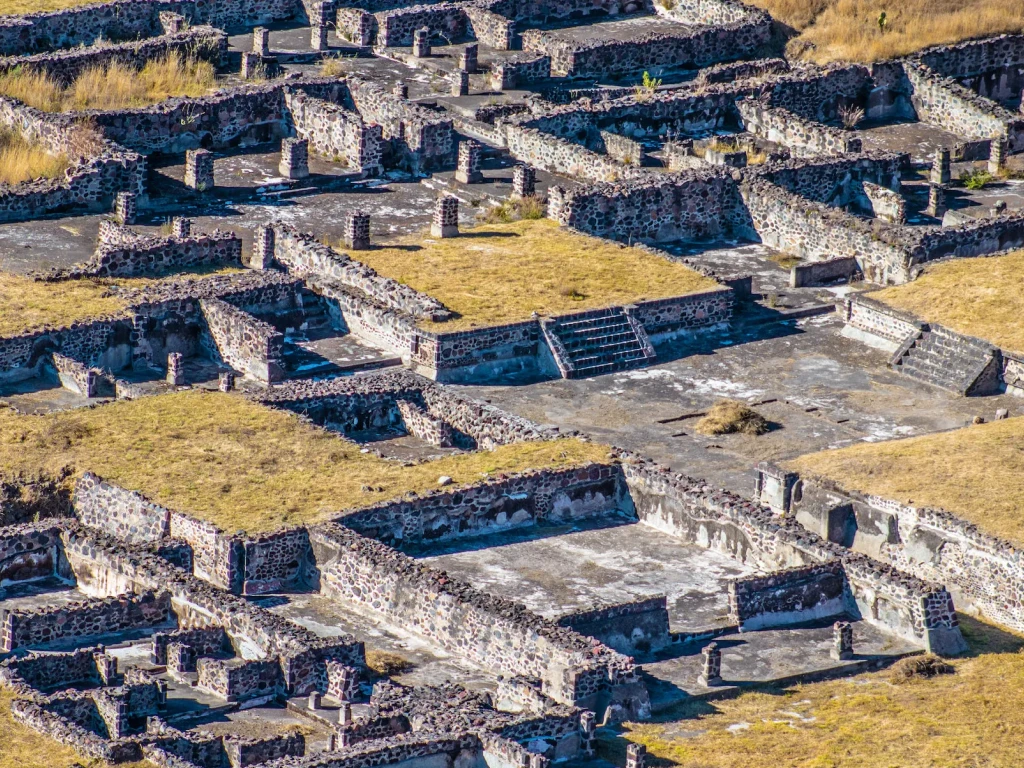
[854,120,966,165]
[420,518,756,631]
[465,312,1023,498]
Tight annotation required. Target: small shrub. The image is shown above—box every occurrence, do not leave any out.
[480,196,545,224]
[694,400,770,436]
[633,70,662,102]
[890,654,954,683]
[321,56,347,77]
[961,168,994,190]
[559,285,587,301]
[366,649,414,676]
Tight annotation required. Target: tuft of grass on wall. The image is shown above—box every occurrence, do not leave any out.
[0,52,216,112]
[744,0,1024,63]
[0,129,69,185]
[0,390,612,534]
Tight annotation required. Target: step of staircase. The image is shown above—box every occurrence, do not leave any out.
[891,325,999,395]
[543,307,656,379]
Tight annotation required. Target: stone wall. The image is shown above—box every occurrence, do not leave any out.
[413,320,545,384]
[224,732,306,766]
[737,100,861,157]
[776,472,1024,634]
[375,3,467,46]
[285,90,384,175]
[41,221,242,280]
[196,657,283,702]
[1,590,172,652]
[74,472,172,544]
[504,124,638,183]
[0,646,106,694]
[241,527,313,595]
[309,522,647,714]
[339,463,628,548]
[728,560,847,630]
[199,297,285,384]
[0,522,66,587]
[0,27,226,86]
[555,596,670,656]
[620,452,968,654]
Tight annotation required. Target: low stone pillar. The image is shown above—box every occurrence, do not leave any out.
[309,691,322,710]
[831,620,854,660]
[451,70,469,97]
[930,148,951,185]
[241,52,268,80]
[626,744,646,768]
[579,711,596,756]
[114,191,137,225]
[328,733,338,751]
[94,652,118,685]
[184,148,214,192]
[166,642,196,675]
[279,137,309,179]
[311,23,329,51]
[512,164,535,198]
[339,702,353,725]
[925,183,947,218]
[155,679,168,707]
[393,81,408,98]
[456,140,482,184]
[219,372,235,392]
[459,43,478,73]
[412,27,430,58]
[993,199,1008,217]
[989,137,1007,174]
[344,211,371,250]
[163,13,186,34]
[431,195,459,238]
[251,224,275,269]
[253,27,270,56]
[171,217,191,238]
[529,754,547,768]
[166,353,185,386]
[698,642,722,686]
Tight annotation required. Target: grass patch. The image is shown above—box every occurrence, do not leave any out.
[605,616,1024,768]
[694,400,770,436]
[0,52,216,112]
[0,129,69,186]
[745,0,1024,63]
[871,249,1024,354]
[788,415,1024,546]
[960,167,995,190]
[365,649,415,675]
[0,390,612,534]
[0,269,245,338]
[0,0,96,14]
[890,654,955,683]
[351,219,719,331]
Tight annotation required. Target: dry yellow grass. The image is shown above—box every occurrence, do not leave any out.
[0,53,216,112]
[0,0,95,15]
[605,617,1024,768]
[746,0,1024,63]
[693,400,770,436]
[0,390,611,534]
[871,250,1024,354]
[788,416,1024,545]
[352,219,719,331]
[0,129,69,186]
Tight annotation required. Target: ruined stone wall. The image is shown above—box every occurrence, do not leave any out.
[151,626,228,665]
[504,124,638,182]
[347,77,455,171]
[522,17,770,79]
[0,522,65,586]
[415,320,545,384]
[491,53,551,89]
[43,222,243,280]
[314,279,419,359]
[197,657,284,702]
[621,452,968,654]
[0,27,226,86]
[755,152,904,205]
[766,65,872,123]
[396,398,453,446]
[0,316,127,384]
[1,590,172,652]
[285,90,384,174]
[224,732,306,766]
[0,646,104,694]
[464,6,514,49]
[241,527,312,595]
[913,212,1024,265]
[905,64,1023,151]
[728,560,847,630]
[339,463,628,548]
[556,596,670,655]
[548,170,745,243]
[74,473,172,544]
[199,297,285,384]
[737,100,861,157]
[271,225,450,321]
[627,291,734,338]
[917,34,1024,101]
[310,522,639,707]
[375,2,467,46]
[740,179,913,285]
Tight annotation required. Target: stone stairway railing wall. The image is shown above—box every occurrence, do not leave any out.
[542,307,655,379]
[284,90,385,175]
[199,297,285,384]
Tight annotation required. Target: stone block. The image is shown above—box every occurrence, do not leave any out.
[251,224,275,269]
[930,148,951,185]
[344,211,371,250]
[279,137,309,180]
[311,24,329,51]
[698,641,722,686]
[451,70,469,97]
[113,191,137,226]
[460,43,478,73]
[431,195,459,238]
[512,164,536,199]
[184,149,214,192]
[456,140,482,184]
[166,353,185,386]
[253,27,270,56]
[171,217,191,238]
[413,27,430,58]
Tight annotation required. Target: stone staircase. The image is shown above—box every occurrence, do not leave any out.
[889,324,1001,396]
[541,307,656,379]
